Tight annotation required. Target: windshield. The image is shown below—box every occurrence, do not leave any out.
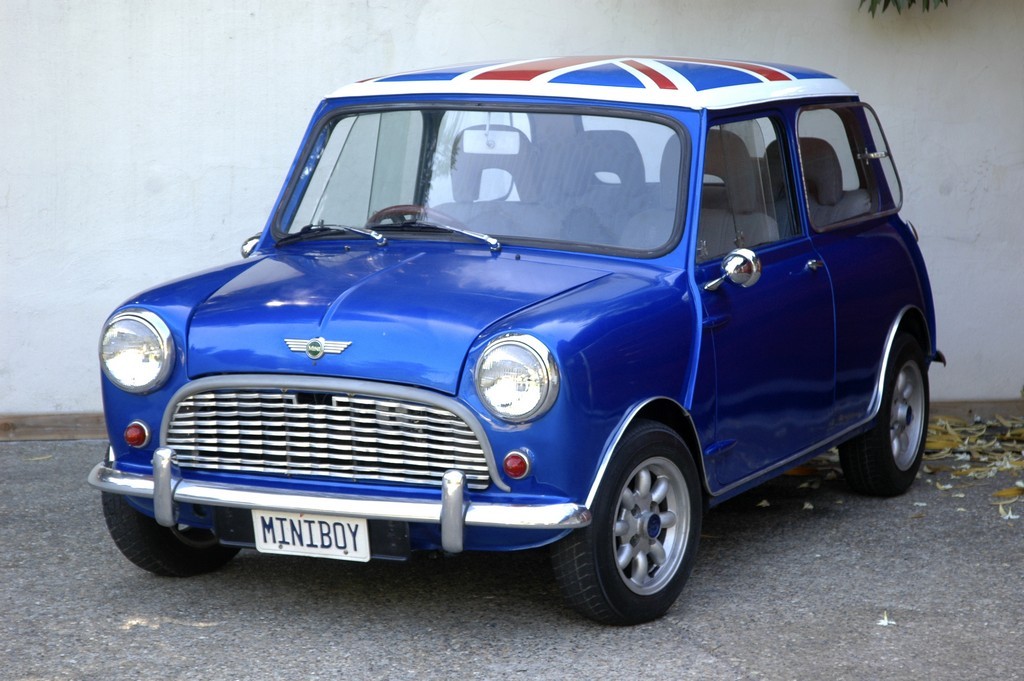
[279,107,689,254]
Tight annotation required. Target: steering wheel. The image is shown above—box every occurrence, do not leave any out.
[366,204,426,226]
[366,204,469,231]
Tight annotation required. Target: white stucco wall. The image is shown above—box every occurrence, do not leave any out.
[1,0,1021,414]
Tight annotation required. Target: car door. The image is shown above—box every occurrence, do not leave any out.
[694,116,836,490]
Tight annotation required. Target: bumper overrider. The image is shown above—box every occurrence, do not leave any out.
[88,449,592,554]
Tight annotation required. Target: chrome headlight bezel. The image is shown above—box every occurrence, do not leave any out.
[99,308,175,395]
[474,334,559,423]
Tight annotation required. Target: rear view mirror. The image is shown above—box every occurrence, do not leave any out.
[461,129,521,155]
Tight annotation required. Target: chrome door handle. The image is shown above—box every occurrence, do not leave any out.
[805,259,824,272]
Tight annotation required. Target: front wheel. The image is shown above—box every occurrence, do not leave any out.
[101,493,239,577]
[551,420,702,625]
[839,334,929,496]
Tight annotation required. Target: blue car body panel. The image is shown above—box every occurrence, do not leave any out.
[187,246,613,393]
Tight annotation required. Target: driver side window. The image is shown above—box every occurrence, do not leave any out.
[697,117,795,263]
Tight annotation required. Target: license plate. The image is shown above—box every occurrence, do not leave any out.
[252,510,370,562]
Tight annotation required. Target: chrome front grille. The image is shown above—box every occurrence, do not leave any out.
[166,388,492,490]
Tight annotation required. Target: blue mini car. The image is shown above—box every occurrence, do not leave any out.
[90,56,942,624]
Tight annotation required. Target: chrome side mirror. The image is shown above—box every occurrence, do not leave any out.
[703,248,762,292]
[240,235,261,259]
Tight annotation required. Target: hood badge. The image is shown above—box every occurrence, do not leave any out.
[285,337,352,360]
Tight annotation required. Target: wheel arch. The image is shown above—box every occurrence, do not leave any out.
[867,305,933,422]
[584,397,708,509]
[895,306,932,360]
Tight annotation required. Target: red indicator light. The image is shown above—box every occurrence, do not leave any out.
[124,421,149,448]
[503,451,531,479]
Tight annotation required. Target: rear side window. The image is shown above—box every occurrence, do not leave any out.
[797,104,902,231]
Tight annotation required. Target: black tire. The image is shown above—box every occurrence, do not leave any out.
[551,420,702,625]
[839,334,929,497]
[101,492,239,577]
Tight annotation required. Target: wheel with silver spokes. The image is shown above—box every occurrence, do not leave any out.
[612,456,690,596]
[551,420,702,625]
[840,334,929,496]
[889,358,926,472]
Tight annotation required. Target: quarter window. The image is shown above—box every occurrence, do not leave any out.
[797,104,902,230]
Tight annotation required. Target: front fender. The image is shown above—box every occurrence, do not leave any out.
[460,268,699,503]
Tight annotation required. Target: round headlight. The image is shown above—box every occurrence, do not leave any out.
[99,309,174,394]
[475,334,558,422]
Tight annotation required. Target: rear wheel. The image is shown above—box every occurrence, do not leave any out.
[840,334,929,496]
[102,493,239,577]
[551,420,702,625]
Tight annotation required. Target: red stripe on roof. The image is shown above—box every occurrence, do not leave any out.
[623,60,677,90]
[691,58,791,82]
[472,57,611,82]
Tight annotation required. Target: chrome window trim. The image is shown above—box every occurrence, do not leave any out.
[159,374,509,492]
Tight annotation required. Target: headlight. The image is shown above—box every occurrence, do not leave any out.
[99,309,174,394]
[475,334,559,422]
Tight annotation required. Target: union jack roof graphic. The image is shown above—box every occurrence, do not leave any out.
[330,56,856,110]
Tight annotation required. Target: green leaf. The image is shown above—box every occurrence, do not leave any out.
[860,0,949,15]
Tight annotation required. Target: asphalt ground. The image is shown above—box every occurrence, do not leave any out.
[2,439,1021,681]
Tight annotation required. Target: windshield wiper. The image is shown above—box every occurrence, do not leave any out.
[276,221,387,248]
[369,217,500,252]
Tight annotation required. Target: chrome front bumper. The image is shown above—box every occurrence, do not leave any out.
[88,448,591,554]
